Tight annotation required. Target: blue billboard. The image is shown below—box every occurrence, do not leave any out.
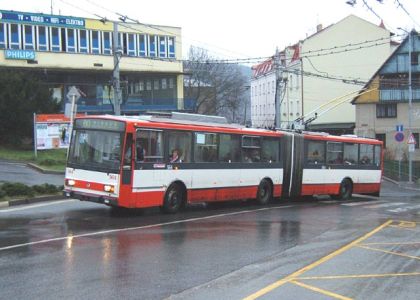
[0,10,85,28]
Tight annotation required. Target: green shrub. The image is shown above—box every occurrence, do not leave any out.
[32,183,59,194]
[0,188,6,199]
[1,182,34,197]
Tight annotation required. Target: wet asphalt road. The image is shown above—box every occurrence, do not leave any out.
[0,181,419,300]
[0,160,64,186]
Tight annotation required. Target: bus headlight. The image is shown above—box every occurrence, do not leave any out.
[104,185,115,193]
[66,179,76,186]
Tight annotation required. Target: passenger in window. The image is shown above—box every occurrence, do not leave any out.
[360,156,370,165]
[170,149,181,163]
[137,144,146,162]
[333,153,343,164]
[251,149,260,162]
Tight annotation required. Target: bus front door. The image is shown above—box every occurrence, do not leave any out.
[120,133,134,207]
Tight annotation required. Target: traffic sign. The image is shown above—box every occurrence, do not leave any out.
[409,144,415,152]
[395,132,404,143]
[66,86,81,101]
[407,133,417,145]
[396,124,403,132]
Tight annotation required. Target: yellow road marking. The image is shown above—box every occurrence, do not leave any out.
[396,221,416,228]
[361,241,420,246]
[243,220,393,300]
[356,245,420,260]
[299,272,420,280]
[389,225,418,231]
[290,280,353,300]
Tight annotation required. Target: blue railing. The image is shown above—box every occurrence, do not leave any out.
[380,89,420,102]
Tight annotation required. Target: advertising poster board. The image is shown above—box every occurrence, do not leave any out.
[34,114,84,150]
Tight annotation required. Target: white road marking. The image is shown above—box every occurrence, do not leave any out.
[0,200,76,212]
[341,200,386,207]
[387,204,420,213]
[0,205,293,251]
[363,202,405,209]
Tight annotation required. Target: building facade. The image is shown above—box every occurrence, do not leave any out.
[0,9,186,114]
[353,30,420,161]
[251,15,393,133]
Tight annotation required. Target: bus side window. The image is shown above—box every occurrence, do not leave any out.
[219,134,241,162]
[136,129,164,163]
[359,144,374,165]
[343,143,358,165]
[242,136,261,163]
[306,140,325,165]
[194,133,218,162]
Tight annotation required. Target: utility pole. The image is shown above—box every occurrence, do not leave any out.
[398,28,413,183]
[113,21,122,115]
[408,30,413,183]
[274,47,281,129]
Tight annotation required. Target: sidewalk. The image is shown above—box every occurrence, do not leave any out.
[383,176,420,191]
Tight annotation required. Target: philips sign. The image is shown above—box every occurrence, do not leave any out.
[5,49,36,60]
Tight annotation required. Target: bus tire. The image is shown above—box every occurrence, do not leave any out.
[257,179,273,205]
[162,183,184,214]
[332,179,353,200]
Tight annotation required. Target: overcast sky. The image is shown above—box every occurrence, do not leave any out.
[1,0,419,60]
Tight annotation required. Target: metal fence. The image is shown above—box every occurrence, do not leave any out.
[383,160,420,182]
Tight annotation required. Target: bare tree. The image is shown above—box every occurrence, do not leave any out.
[184,46,249,123]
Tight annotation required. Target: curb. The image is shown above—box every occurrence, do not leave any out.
[26,163,65,175]
[0,194,66,208]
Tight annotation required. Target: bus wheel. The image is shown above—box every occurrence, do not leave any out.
[162,184,184,214]
[333,179,353,200]
[257,179,272,205]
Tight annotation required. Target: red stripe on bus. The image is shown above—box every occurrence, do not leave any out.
[301,182,380,196]
[126,184,283,208]
[71,180,104,192]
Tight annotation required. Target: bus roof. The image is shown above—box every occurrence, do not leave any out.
[74,114,382,144]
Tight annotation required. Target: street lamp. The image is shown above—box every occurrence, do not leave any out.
[398,28,413,183]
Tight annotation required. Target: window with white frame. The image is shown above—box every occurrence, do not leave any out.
[37,26,49,51]
[159,36,166,58]
[102,31,112,55]
[78,29,88,53]
[168,36,175,58]
[90,30,101,54]
[23,25,35,50]
[149,35,157,57]
[0,23,6,49]
[9,23,21,49]
[66,28,77,52]
[49,27,61,52]
[138,34,147,57]
[126,33,136,56]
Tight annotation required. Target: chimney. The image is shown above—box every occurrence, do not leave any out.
[316,24,323,32]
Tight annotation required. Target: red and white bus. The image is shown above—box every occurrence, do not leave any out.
[64,113,382,213]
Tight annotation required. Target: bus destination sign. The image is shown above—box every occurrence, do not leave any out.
[75,119,126,132]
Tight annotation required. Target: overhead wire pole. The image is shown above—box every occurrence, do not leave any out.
[408,29,413,183]
[113,21,122,115]
[274,47,281,129]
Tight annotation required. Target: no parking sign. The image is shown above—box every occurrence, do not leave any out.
[394,132,404,142]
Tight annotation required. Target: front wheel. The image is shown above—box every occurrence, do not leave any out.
[332,179,353,200]
[256,179,273,205]
[162,184,184,214]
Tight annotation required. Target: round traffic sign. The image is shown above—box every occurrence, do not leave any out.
[395,132,404,142]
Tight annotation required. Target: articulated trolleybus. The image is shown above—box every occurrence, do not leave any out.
[64,113,383,213]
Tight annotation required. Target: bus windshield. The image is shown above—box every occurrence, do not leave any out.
[68,129,123,172]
